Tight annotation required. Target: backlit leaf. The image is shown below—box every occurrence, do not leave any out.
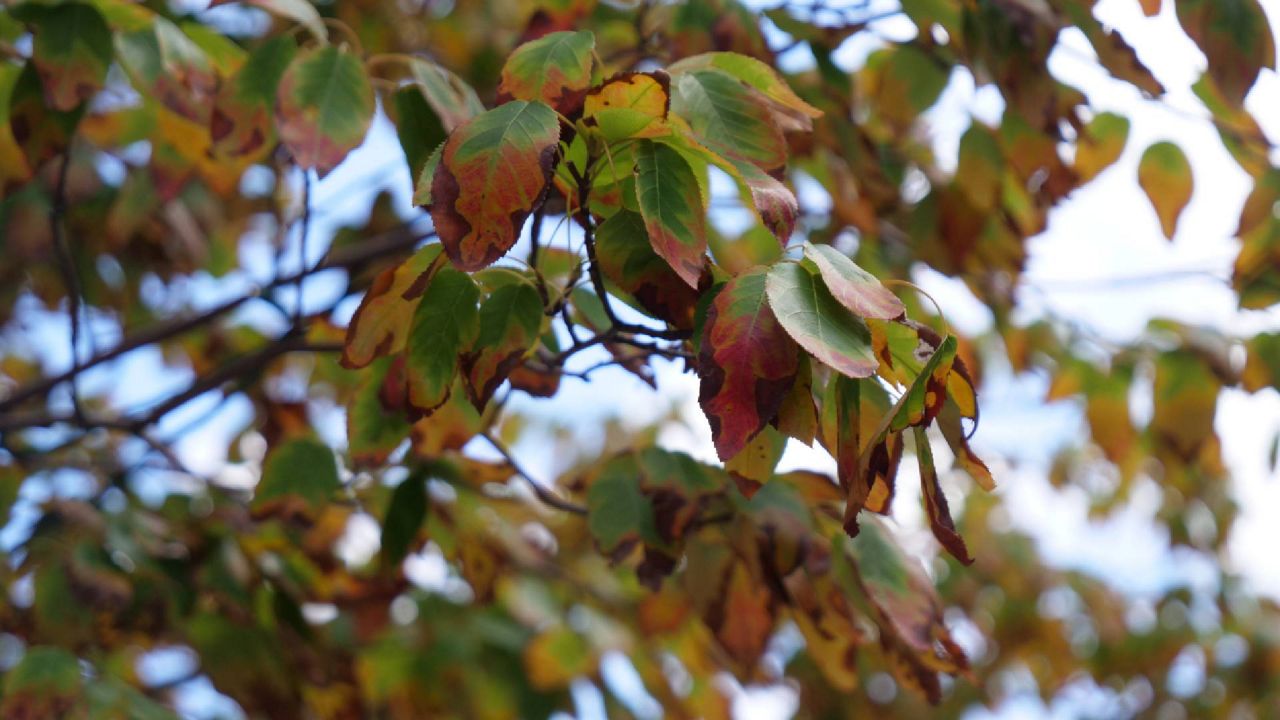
[634,139,709,287]
[460,281,544,408]
[403,265,480,416]
[1138,141,1193,240]
[1176,0,1275,105]
[342,244,444,369]
[765,262,878,379]
[429,100,561,271]
[497,30,595,114]
[670,69,787,172]
[347,357,412,466]
[1074,111,1129,183]
[115,17,218,123]
[803,243,904,321]
[277,45,375,173]
[243,0,327,43]
[698,267,801,461]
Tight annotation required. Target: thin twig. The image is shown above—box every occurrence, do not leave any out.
[295,170,312,327]
[48,147,87,422]
[479,431,587,515]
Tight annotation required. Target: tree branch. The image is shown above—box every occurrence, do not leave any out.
[479,431,587,515]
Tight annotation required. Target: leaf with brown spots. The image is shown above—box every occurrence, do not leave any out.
[497,30,595,115]
[276,45,375,174]
[342,244,444,369]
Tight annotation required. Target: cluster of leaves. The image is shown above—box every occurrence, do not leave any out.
[0,0,1278,716]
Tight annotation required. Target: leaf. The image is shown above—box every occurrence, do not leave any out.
[938,401,994,491]
[409,378,482,457]
[244,0,327,43]
[1,646,84,719]
[774,354,818,445]
[721,153,799,244]
[1152,349,1220,460]
[347,358,412,466]
[582,71,671,142]
[380,471,428,569]
[803,243,904,320]
[403,266,481,416]
[858,45,949,128]
[1074,111,1129,183]
[914,426,973,564]
[342,244,444,369]
[525,627,595,690]
[725,425,786,498]
[1138,141,1193,240]
[668,51,822,128]
[594,209,700,330]
[0,63,32,193]
[670,69,787,172]
[588,453,653,552]
[22,2,113,112]
[497,30,595,114]
[698,267,801,461]
[276,45,375,174]
[765,262,878,379]
[429,100,561,271]
[390,84,446,182]
[1176,0,1275,105]
[115,18,218,123]
[634,139,709,287]
[210,34,297,159]
[255,438,340,512]
[407,58,485,132]
[890,333,957,432]
[412,142,444,207]
[460,281,544,409]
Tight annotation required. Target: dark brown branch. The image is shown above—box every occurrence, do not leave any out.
[0,222,432,415]
[479,431,587,515]
[49,147,86,422]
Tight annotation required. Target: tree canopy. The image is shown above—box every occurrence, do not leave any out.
[0,0,1278,717]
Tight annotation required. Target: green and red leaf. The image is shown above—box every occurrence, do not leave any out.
[669,69,787,172]
[765,262,878,379]
[634,139,708,287]
[698,267,801,461]
[428,100,561,271]
[210,34,297,159]
[342,244,444,369]
[276,45,375,174]
[460,281,544,409]
[803,243,904,321]
[594,209,700,330]
[497,30,595,114]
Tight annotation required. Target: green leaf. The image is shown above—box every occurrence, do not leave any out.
[0,63,32,191]
[1138,141,1193,240]
[21,2,113,112]
[668,51,822,126]
[858,45,948,128]
[276,45,375,173]
[342,244,444,369]
[210,34,297,159]
[1074,111,1129,183]
[765,262,877,379]
[698,267,800,461]
[497,30,595,114]
[1,646,84,719]
[595,209,700,330]
[347,357,413,466]
[803,243,904,321]
[413,142,444,207]
[403,266,481,416]
[391,84,447,181]
[460,281,544,408]
[381,471,428,569]
[670,69,787,172]
[588,454,655,552]
[407,58,485,132]
[634,139,708,287]
[429,100,561,271]
[255,438,340,511]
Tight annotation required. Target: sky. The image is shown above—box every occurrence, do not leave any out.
[5,0,1280,717]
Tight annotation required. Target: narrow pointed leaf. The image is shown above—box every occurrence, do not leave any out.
[429,100,561,271]
[698,267,800,461]
[914,426,973,564]
[497,30,595,114]
[403,266,481,416]
[460,281,544,409]
[803,243,904,320]
[277,45,375,173]
[1138,141,1193,240]
[765,262,878,379]
[380,471,428,569]
[634,139,708,287]
[342,244,444,369]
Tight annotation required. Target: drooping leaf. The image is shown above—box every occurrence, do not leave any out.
[276,45,375,173]
[803,243,904,321]
[255,438,341,513]
[1074,111,1130,183]
[21,2,113,112]
[460,281,544,409]
[634,139,709,287]
[938,401,995,491]
[210,34,297,159]
[765,262,877,379]
[1176,0,1276,105]
[429,100,561,271]
[774,353,818,445]
[1152,349,1220,461]
[403,265,481,416]
[669,69,787,172]
[914,426,973,564]
[594,209,700,330]
[342,244,444,369]
[1138,141,1193,240]
[497,30,595,114]
[582,71,671,142]
[698,267,801,461]
[407,58,485,132]
[721,153,799,244]
[409,378,482,458]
